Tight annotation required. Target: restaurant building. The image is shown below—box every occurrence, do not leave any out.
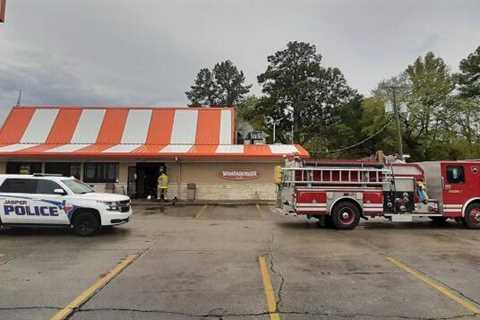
[0,106,309,201]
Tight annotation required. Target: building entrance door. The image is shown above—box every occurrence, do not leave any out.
[135,163,165,198]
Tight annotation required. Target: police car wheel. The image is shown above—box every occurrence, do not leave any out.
[72,212,100,236]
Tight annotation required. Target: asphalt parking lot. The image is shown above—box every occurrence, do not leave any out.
[1,204,480,320]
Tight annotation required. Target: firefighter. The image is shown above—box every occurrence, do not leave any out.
[416,179,428,204]
[157,170,169,201]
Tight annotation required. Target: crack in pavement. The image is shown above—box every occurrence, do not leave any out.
[0,306,61,310]
[266,232,286,313]
[75,307,477,320]
[78,307,269,318]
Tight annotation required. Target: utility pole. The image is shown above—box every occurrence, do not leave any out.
[290,109,294,144]
[272,121,276,144]
[390,86,404,161]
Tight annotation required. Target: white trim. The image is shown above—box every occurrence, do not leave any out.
[296,203,327,207]
[159,144,192,153]
[102,144,141,153]
[296,208,327,212]
[46,144,91,153]
[444,204,463,208]
[216,145,244,154]
[0,143,39,152]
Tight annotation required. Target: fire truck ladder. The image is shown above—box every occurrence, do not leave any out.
[282,167,393,186]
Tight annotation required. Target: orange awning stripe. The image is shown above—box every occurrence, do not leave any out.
[96,109,129,144]
[195,109,221,145]
[145,109,175,145]
[0,107,35,144]
[46,108,82,144]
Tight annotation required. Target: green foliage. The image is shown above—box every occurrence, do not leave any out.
[457,46,480,99]
[185,60,251,107]
[184,43,480,162]
[256,41,357,147]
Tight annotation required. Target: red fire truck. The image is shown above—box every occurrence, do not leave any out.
[279,159,480,230]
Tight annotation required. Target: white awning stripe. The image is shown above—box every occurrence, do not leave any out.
[170,110,198,144]
[121,110,152,144]
[159,144,193,153]
[46,144,91,153]
[20,109,59,143]
[269,145,298,154]
[216,145,244,154]
[219,109,232,144]
[0,143,39,152]
[71,109,106,144]
[103,144,142,153]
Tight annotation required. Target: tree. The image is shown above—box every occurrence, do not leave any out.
[185,68,217,106]
[371,52,457,160]
[185,60,251,107]
[457,46,480,99]
[256,41,357,150]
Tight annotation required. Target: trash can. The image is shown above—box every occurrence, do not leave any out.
[187,183,196,201]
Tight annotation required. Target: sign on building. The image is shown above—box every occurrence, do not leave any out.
[220,169,259,181]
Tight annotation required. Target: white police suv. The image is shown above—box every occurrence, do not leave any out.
[0,174,132,236]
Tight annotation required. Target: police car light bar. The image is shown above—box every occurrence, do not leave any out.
[32,173,64,177]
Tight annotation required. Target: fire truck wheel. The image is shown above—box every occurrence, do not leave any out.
[331,201,360,230]
[464,204,480,229]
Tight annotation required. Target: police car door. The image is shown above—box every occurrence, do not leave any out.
[0,178,40,224]
[0,178,69,225]
[31,179,70,225]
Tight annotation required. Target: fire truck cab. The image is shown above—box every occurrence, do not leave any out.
[279,159,480,230]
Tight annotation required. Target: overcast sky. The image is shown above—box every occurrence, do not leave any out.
[1,0,479,121]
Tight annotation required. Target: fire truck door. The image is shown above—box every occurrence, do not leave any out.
[441,163,466,216]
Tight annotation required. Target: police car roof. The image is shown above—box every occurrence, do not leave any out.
[0,174,75,181]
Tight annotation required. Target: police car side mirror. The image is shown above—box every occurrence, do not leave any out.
[54,188,67,195]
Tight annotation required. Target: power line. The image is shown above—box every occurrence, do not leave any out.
[322,116,393,154]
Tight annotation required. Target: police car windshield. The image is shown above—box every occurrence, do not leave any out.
[62,179,94,194]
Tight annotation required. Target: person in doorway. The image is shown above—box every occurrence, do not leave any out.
[157,171,169,201]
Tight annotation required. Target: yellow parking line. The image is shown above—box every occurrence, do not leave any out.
[195,205,208,219]
[386,257,480,315]
[258,256,281,320]
[50,254,138,320]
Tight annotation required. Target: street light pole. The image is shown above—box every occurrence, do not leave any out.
[390,86,404,161]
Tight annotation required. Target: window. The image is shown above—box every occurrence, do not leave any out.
[447,166,465,184]
[6,162,42,175]
[62,179,94,194]
[36,180,64,194]
[45,162,81,179]
[0,179,37,193]
[84,163,118,183]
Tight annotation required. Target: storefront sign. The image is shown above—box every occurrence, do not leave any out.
[220,169,259,181]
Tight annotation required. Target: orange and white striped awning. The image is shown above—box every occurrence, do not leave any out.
[0,106,309,160]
